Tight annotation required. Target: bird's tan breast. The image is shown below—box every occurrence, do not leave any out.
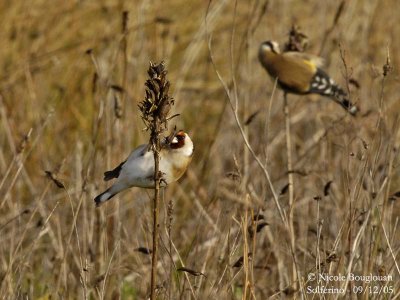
[171,155,192,180]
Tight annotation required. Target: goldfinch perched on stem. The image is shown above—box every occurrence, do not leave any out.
[258,40,358,115]
[94,130,194,206]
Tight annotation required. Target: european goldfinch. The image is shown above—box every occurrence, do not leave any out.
[258,40,358,115]
[94,130,194,206]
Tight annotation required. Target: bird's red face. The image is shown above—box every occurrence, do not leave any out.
[170,130,186,149]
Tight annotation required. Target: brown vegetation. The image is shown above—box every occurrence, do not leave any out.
[0,0,399,299]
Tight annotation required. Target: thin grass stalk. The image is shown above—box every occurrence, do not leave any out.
[206,2,285,225]
[242,212,249,300]
[283,93,298,290]
[0,181,52,294]
[167,199,173,300]
[366,50,392,281]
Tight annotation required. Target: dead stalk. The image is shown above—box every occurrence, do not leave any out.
[283,93,298,289]
[138,62,174,299]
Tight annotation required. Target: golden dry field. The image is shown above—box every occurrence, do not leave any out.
[0,0,399,299]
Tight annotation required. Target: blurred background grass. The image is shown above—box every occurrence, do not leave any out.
[0,0,399,299]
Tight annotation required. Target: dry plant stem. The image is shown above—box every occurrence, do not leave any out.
[100,240,120,299]
[150,137,161,300]
[234,0,267,75]
[283,93,297,288]
[173,0,228,101]
[121,10,128,108]
[55,191,86,293]
[105,10,128,297]
[16,191,64,287]
[339,211,371,294]
[65,188,85,295]
[274,114,347,182]
[242,213,249,300]
[263,79,278,162]
[367,57,391,277]
[0,94,35,196]
[375,57,392,206]
[318,0,345,54]
[206,15,306,296]
[206,7,284,225]
[159,235,198,299]
[316,200,322,278]
[0,180,52,293]
[0,128,32,201]
[166,199,173,300]
[380,220,400,276]
[139,62,174,300]
[199,99,227,181]
[0,110,53,209]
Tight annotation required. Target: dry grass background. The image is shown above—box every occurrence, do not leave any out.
[0,0,399,299]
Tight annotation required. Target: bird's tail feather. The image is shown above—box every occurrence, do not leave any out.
[310,69,358,115]
[330,85,358,116]
[94,188,116,207]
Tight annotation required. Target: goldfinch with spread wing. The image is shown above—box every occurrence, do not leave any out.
[94,130,194,206]
[258,40,358,115]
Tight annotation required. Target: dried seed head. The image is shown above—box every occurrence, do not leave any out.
[284,25,309,52]
[138,61,174,137]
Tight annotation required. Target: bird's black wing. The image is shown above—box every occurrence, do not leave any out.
[103,161,126,181]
